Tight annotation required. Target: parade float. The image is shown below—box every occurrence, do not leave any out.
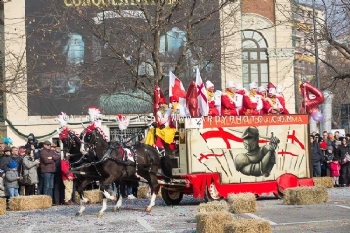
[157,79,325,205]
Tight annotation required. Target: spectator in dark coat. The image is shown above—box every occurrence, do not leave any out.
[40,141,59,200]
[36,142,44,194]
[310,135,323,177]
[25,133,39,150]
[338,138,350,187]
[53,146,64,205]
[0,147,13,172]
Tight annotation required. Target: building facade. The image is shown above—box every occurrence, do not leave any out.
[2,0,296,145]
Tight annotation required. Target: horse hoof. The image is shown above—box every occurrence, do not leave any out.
[97,212,104,217]
[113,207,119,212]
[75,212,82,217]
[145,207,152,213]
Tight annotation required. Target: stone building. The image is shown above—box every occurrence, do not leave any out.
[1,0,297,145]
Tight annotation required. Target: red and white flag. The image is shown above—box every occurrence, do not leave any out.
[169,71,187,116]
[195,68,209,116]
[169,71,186,99]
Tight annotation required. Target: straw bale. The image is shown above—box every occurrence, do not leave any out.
[196,211,233,233]
[75,189,104,204]
[157,190,162,198]
[224,219,271,233]
[9,195,52,211]
[227,193,256,213]
[198,200,228,213]
[283,186,328,205]
[84,189,103,203]
[312,177,334,188]
[137,186,149,199]
[0,198,6,215]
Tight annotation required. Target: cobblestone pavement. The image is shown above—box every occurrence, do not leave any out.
[0,188,349,233]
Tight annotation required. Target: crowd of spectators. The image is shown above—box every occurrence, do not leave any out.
[310,130,350,186]
[0,134,138,209]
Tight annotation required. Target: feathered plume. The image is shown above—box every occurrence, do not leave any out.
[88,107,103,128]
[116,114,129,130]
[55,112,68,128]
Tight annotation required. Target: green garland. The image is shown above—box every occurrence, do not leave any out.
[5,115,153,140]
[5,119,57,139]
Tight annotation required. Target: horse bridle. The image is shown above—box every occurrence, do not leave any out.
[61,130,86,165]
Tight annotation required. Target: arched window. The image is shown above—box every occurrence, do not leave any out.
[242,30,269,89]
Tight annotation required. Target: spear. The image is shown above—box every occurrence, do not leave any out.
[281,125,291,171]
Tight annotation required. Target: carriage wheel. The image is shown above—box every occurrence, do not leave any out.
[161,187,183,205]
[204,183,221,202]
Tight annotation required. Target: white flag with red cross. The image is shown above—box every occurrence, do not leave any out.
[195,68,209,116]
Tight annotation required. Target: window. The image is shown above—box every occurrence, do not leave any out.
[110,127,145,143]
[241,30,269,89]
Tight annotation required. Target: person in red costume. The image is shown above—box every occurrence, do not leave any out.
[154,97,176,151]
[263,88,284,115]
[169,96,180,128]
[61,153,75,205]
[257,86,268,114]
[221,81,242,116]
[206,81,220,116]
[242,82,263,115]
[275,85,289,114]
[257,86,267,98]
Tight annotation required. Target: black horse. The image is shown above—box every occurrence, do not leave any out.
[80,123,173,216]
[58,127,123,216]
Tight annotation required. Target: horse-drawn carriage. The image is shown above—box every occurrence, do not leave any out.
[56,111,314,216]
[159,114,314,205]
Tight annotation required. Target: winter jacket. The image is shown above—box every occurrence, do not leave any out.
[0,176,5,197]
[40,149,59,173]
[311,142,323,163]
[0,155,13,172]
[337,144,350,164]
[61,159,74,181]
[22,155,39,184]
[5,169,19,189]
[25,133,39,150]
[329,162,341,177]
[12,156,23,176]
[324,152,334,168]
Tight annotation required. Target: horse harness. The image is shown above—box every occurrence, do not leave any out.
[75,129,157,177]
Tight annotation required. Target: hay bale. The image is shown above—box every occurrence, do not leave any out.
[0,198,6,215]
[313,177,334,188]
[196,211,233,233]
[198,200,228,213]
[75,189,103,204]
[75,191,81,203]
[137,186,149,199]
[224,219,271,233]
[283,186,328,205]
[9,195,52,211]
[227,193,256,213]
[82,189,103,204]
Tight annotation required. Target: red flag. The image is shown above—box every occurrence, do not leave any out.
[169,71,186,98]
[186,81,200,117]
[153,85,165,122]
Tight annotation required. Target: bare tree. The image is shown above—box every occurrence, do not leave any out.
[25,0,243,115]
